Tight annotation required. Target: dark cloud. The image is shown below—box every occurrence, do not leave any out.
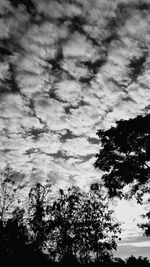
[128,50,148,83]
[8,0,36,14]
[60,129,77,142]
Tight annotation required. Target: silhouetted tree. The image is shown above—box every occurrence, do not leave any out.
[78,183,120,264]
[0,206,28,264]
[140,211,150,236]
[47,184,120,263]
[94,113,150,236]
[46,186,82,261]
[27,182,51,253]
[113,257,126,267]
[5,208,28,254]
[126,255,150,267]
[94,113,150,200]
[0,165,24,222]
[0,165,26,262]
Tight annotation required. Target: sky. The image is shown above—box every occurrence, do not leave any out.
[0,0,150,259]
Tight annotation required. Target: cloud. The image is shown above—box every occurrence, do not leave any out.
[55,80,82,103]
[63,32,96,59]
[119,241,150,248]
[60,137,98,157]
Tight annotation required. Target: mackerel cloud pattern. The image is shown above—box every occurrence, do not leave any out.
[0,0,150,191]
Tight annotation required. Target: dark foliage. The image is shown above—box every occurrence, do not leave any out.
[0,165,24,221]
[0,207,28,264]
[0,168,121,265]
[27,182,51,251]
[94,113,150,236]
[94,113,150,200]
[46,184,120,263]
[0,165,149,265]
[126,255,150,267]
[140,210,150,237]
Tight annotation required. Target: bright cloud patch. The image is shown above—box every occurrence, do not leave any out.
[119,241,150,248]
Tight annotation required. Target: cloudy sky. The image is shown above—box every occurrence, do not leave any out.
[0,0,150,259]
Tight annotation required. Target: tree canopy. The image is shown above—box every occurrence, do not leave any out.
[94,113,150,200]
[27,182,52,251]
[94,113,150,236]
[0,165,24,222]
[47,184,120,263]
[0,166,121,264]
